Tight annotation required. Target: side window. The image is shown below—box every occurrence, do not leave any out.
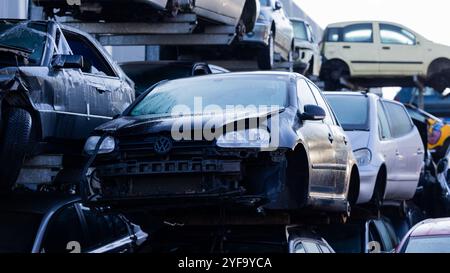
[383,101,414,138]
[380,24,416,45]
[342,23,373,43]
[79,205,126,250]
[303,241,321,253]
[326,27,340,42]
[307,82,334,125]
[377,101,392,140]
[63,31,116,77]
[297,79,318,109]
[41,205,85,253]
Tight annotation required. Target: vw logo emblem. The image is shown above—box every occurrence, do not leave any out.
[154,136,173,155]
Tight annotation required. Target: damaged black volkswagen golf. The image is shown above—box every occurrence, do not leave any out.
[83,72,359,213]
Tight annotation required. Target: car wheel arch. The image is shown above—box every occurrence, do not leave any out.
[348,164,360,206]
[320,58,351,81]
[427,57,450,75]
[374,164,388,202]
[1,101,42,141]
[287,143,311,201]
[241,0,259,32]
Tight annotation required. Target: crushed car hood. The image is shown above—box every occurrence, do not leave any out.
[95,108,286,137]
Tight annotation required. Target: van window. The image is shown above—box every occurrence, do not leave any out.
[383,101,414,138]
[326,24,373,43]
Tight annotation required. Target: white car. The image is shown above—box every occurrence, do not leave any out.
[291,18,321,77]
[325,92,425,204]
[320,21,450,91]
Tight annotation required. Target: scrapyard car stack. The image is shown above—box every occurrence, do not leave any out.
[0,19,134,191]
[33,0,260,36]
[82,72,360,215]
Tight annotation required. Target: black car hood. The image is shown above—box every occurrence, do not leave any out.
[95,108,286,137]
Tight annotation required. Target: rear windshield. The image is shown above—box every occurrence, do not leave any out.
[0,211,42,253]
[121,64,193,96]
[325,94,370,131]
[0,21,48,66]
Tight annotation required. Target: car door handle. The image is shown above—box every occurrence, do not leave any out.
[328,133,334,143]
[395,150,401,156]
[417,148,424,155]
[382,46,391,50]
[343,136,348,145]
[343,45,351,49]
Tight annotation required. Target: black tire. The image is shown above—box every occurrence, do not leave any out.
[427,59,450,92]
[0,108,32,192]
[257,32,274,70]
[324,80,341,92]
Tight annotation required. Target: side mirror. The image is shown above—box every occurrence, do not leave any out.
[51,54,84,69]
[437,158,448,174]
[300,105,326,121]
[274,1,283,10]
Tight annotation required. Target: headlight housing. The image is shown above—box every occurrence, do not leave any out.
[354,148,372,166]
[216,129,271,148]
[84,136,116,155]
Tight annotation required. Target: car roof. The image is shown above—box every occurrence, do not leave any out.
[409,218,450,237]
[323,91,374,98]
[326,21,406,28]
[0,193,80,215]
[119,61,208,67]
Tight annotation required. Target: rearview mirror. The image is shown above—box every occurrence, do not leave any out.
[274,1,283,10]
[300,105,326,121]
[51,54,84,69]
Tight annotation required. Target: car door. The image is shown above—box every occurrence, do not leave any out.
[50,28,90,141]
[77,204,135,253]
[39,204,86,253]
[63,30,124,133]
[308,81,350,195]
[325,23,379,75]
[383,101,424,199]
[377,23,424,74]
[296,79,336,195]
[376,100,398,195]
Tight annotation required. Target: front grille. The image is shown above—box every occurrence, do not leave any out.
[118,134,215,159]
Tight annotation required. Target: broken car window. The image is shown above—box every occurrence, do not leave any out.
[63,31,115,76]
[0,21,48,66]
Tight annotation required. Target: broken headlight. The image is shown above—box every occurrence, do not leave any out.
[84,136,116,155]
[216,129,270,148]
[354,148,372,167]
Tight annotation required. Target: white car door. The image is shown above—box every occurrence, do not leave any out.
[377,23,425,75]
[324,23,379,75]
[383,101,424,199]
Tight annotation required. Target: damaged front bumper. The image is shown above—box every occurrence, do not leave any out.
[85,147,289,209]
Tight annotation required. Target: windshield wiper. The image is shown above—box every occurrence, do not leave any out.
[0,43,33,59]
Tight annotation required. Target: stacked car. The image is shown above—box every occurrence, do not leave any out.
[3,1,450,254]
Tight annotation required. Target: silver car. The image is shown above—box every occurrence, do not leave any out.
[241,0,294,70]
[325,92,425,205]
